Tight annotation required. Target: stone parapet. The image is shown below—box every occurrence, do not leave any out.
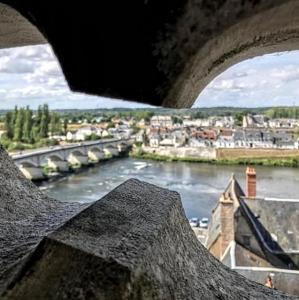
[1,177,295,299]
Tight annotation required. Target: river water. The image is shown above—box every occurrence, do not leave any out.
[39,157,299,219]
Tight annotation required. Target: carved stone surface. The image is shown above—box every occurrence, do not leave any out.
[1,178,296,299]
[0,146,86,292]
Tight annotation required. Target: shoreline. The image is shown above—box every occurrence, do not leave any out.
[130,151,299,168]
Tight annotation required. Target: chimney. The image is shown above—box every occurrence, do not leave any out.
[246,167,256,198]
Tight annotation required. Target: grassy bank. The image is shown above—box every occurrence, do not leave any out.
[130,150,299,168]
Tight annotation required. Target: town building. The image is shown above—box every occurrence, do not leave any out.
[243,114,267,128]
[205,167,299,295]
[150,115,173,128]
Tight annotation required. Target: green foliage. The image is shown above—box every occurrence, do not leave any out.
[234,112,246,126]
[39,104,50,138]
[4,111,13,139]
[13,107,25,141]
[63,118,68,134]
[130,151,299,168]
[2,104,62,150]
[266,107,299,119]
[50,112,62,136]
[85,133,100,141]
[172,116,183,124]
[23,106,33,143]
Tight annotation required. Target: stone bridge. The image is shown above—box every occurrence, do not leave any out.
[11,138,132,180]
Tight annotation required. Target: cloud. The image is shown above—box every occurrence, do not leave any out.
[195,50,299,107]
[0,44,299,109]
[0,44,151,109]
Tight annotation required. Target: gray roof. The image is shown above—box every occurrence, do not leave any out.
[244,198,299,254]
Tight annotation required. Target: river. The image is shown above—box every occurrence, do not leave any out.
[39,157,299,219]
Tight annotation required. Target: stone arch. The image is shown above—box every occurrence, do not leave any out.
[18,160,38,168]
[89,146,104,153]
[47,154,65,162]
[163,0,299,108]
[69,149,86,157]
[2,1,299,108]
[0,3,46,49]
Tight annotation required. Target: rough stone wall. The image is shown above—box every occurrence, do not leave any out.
[217,148,299,160]
[1,179,297,299]
[0,3,45,49]
[0,146,86,293]
[142,146,217,159]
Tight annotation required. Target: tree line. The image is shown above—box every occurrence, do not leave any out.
[266,107,299,119]
[4,105,67,143]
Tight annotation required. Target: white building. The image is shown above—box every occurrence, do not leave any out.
[149,134,161,147]
[150,116,173,128]
[74,126,102,141]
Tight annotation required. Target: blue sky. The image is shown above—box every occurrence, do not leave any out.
[0,44,299,109]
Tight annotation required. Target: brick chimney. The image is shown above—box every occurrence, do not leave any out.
[246,167,256,198]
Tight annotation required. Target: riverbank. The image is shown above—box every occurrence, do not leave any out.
[130,149,299,168]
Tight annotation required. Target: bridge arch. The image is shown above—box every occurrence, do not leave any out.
[18,161,39,168]
[47,154,65,162]
[69,149,86,157]
[89,146,104,153]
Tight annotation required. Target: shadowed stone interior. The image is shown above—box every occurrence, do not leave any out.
[1,178,296,299]
[0,146,86,292]
[1,1,299,107]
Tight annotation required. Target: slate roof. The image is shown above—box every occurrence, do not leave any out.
[244,198,299,252]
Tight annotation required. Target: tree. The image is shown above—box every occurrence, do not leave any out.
[172,116,183,124]
[23,106,33,143]
[234,112,246,127]
[4,111,14,139]
[39,104,50,138]
[50,112,61,136]
[63,118,68,134]
[33,105,43,140]
[13,108,25,141]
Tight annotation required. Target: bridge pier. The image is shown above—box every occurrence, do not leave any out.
[88,149,105,163]
[104,147,119,158]
[47,158,69,172]
[68,152,89,167]
[19,165,45,181]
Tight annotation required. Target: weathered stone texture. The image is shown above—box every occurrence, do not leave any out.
[0,146,86,292]
[2,179,297,299]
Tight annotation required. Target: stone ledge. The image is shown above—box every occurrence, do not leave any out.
[0,146,85,292]
[1,179,296,299]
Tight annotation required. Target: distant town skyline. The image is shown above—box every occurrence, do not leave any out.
[0,45,299,109]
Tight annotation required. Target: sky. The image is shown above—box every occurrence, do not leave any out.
[0,44,299,109]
